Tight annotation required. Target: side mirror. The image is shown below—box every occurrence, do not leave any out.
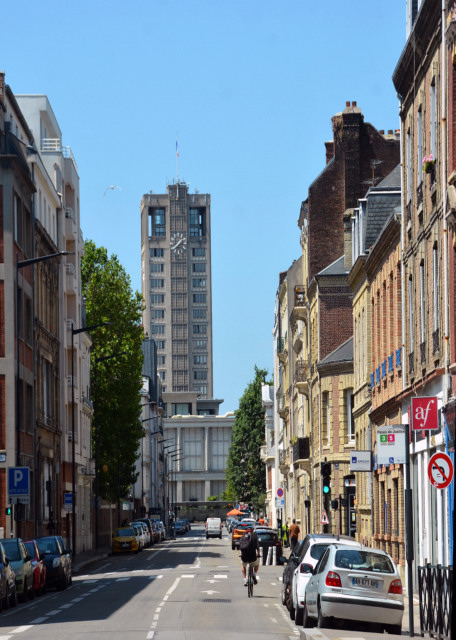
[299,563,313,574]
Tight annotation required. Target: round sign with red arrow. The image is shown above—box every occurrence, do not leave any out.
[428,452,454,489]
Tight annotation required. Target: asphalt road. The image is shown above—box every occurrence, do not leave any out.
[0,524,299,640]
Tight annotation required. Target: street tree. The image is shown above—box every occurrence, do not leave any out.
[226,366,269,511]
[81,240,145,508]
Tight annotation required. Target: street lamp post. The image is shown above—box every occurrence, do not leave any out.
[71,321,109,557]
[15,251,68,538]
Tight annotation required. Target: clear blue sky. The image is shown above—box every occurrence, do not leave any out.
[3,0,406,413]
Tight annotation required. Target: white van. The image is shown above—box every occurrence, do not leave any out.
[206,517,222,539]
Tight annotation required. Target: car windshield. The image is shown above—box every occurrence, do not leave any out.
[24,542,36,557]
[2,541,20,560]
[335,550,395,573]
[257,532,277,541]
[115,528,134,537]
[36,539,60,554]
[310,543,334,562]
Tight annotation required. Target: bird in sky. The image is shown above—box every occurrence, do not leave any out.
[103,185,122,196]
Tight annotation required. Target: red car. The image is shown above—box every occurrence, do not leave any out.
[24,540,46,596]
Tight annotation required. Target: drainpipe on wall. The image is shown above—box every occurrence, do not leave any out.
[442,0,450,408]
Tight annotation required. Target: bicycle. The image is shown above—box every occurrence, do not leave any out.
[247,561,255,597]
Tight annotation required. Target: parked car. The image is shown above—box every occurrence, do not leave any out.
[131,521,150,547]
[281,533,358,621]
[303,544,404,634]
[136,518,155,545]
[174,520,187,535]
[157,521,166,540]
[150,520,160,544]
[0,538,34,601]
[35,536,72,590]
[111,527,140,554]
[289,535,362,625]
[255,527,283,564]
[206,517,222,539]
[181,519,191,531]
[130,523,145,550]
[24,539,47,596]
[231,521,256,550]
[0,541,17,609]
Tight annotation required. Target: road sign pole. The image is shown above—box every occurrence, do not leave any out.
[404,427,414,637]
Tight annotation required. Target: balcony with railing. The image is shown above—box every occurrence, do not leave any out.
[292,436,310,468]
[294,359,309,395]
[277,336,287,363]
[66,262,77,294]
[291,286,307,323]
[277,390,288,418]
[278,448,290,474]
[41,138,78,172]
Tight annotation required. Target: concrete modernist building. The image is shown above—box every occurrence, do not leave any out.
[140,182,213,400]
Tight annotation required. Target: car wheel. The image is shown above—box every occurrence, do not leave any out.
[10,587,17,608]
[295,604,303,626]
[387,624,402,635]
[219,534,222,539]
[289,601,295,620]
[302,604,314,628]
[285,584,291,610]
[317,601,330,628]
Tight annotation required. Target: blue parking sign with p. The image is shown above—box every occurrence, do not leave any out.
[8,467,30,497]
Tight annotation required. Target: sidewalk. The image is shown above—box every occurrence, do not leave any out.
[72,546,111,575]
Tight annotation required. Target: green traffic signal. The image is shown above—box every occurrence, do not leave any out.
[5,506,11,515]
[323,485,330,494]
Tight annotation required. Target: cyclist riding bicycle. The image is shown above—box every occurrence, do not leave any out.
[239,526,260,586]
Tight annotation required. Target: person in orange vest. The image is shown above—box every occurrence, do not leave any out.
[258,516,265,525]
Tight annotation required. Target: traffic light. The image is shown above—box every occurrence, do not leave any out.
[330,499,339,510]
[321,461,331,495]
[5,506,11,516]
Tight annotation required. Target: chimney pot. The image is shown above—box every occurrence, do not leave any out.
[352,101,357,107]
[388,130,393,135]
[346,101,350,107]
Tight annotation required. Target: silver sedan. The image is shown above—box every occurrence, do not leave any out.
[303,544,404,634]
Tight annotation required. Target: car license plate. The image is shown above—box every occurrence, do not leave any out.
[121,542,130,548]
[352,577,379,589]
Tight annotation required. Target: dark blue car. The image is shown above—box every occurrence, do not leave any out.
[35,536,72,590]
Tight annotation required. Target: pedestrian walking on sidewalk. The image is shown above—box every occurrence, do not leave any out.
[289,519,300,551]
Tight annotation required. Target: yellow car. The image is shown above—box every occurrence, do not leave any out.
[112,527,140,554]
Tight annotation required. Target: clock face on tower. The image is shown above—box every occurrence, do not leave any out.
[170,232,187,255]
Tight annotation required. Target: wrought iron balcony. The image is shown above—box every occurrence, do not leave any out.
[294,359,309,394]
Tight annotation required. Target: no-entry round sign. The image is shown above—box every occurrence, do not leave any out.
[428,452,454,489]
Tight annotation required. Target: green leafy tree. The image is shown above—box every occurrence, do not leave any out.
[226,366,269,511]
[81,240,145,506]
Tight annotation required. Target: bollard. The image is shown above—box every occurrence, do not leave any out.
[267,546,273,565]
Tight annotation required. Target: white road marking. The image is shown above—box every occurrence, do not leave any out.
[84,579,99,584]
[30,618,48,624]
[70,597,84,602]
[213,574,227,579]
[59,603,73,609]
[270,617,278,623]
[46,610,61,616]
[155,607,161,613]
[12,626,33,633]
[181,574,194,578]
[201,590,219,595]
[0,636,13,639]
[153,614,159,621]
[166,577,181,595]
[115,577,130,582]
[147,633,155,639]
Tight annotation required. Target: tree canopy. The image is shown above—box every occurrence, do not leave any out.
[225,366,269,510]
[81,240,145,504]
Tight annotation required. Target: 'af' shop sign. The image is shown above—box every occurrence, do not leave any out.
[411,397,439,431]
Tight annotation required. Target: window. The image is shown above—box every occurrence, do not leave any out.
[171,403,191,416]
[346,389,355,441]
[155,340,165,349]
[210,428,231,471]
[193,339,207,349]
[322,391,330,445]
[151,294,165,304]
[409,276,414,352]
[158,355,166,365]
[194,370,207,380]
[150,324,165,335]
[192,263,206,273]
[149,207,166,236]
[152,309,165,319]
[433,244,439,331]
[151,279,164,288]
[417,108,423,185]
[420,261,425,344]
[193,308,206,319]
[193,293,206,303]
[189,207,206,237]
[182,428,204,470]
[150,248,164,258]
[192,247,206,257]
[150,263,164,273]
[406,130,412,203]
[193,355,207,364]
[193,324,207,334]
[159,370,166,381]
[430,81,437,159]
[193,385,208,395]
[192,278,206,288]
